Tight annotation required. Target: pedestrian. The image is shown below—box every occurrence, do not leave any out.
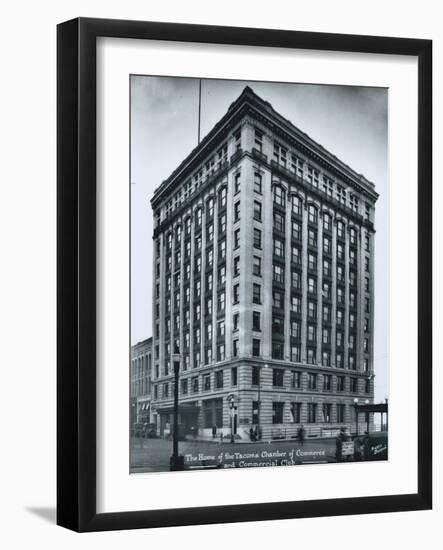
[250,426,255,441]
[298,425,306,446]
[212,425,217,439]
[254,425,260,441]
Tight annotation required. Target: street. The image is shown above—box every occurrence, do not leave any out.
[130,436,339,473]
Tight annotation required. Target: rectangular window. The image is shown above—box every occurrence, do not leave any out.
[273,238,285,258]
[252,366,260,385]
[254,171,262,193]
[308,229,317,248]
[254,129,263,152]
[292,246,301,265]
[215,370,224,389]
[307,403,317,423]
[253,228,262,248]
[291,270,301,289]
[272,402,284,424]
[273,264,285,284]
[203,374,211,391]
[291,345,301,362]
[308,276,316,294]
[181,378,188,395]
[323,374,332,391]
[234,228,240,249]
[292,221,301,240]
[206,224,214,242]
[291,295,301,313]
[231,367,237,386]
[234,172,241,194]
[291,194,302,215]
[337,376,345,392]
[291,320,300,338]
[272,316,284,335]
[252,339,261,357]
[273,186,286,207]
[233,313,239,331]
[351,377,358,393]
[337,404,345,423]
[307,324,316,343]
[253,255,262,276]
[219,213,226,234]
[308,373,317,390]
[308,204,318,223]
[233,339,239,357]
[291,370,301,388]
[234,201,241,222]
[307,348,317,365]
[234,129,241,151]
[233,284,239,304]
[322,403,332,423]
[272,290,283,309]
[217,344,225,362]
[290,402,302,423]
[218,240,226,260]
[273,143,287,167]
[308,300,317,320]
[218,265,226,285]
[273,212,285,232]
[272,342,284,360]
[253,200,262,221]
[253,311,261,332]
[253,284,261,304]
[233,256,240,277]
[323,305,331,323]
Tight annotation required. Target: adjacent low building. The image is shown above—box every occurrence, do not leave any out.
[148,86,378,440]
[130,337,153,429]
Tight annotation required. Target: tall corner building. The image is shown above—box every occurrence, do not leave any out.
[149,86,378,440]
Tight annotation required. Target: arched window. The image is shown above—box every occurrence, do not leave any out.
[308,204,318,224]
[273,185,286,207]
[291,194,302,215]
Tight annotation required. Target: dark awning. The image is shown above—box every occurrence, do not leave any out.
[355,404,388,414]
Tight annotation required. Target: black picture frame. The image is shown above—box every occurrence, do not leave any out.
[57,17,432,532]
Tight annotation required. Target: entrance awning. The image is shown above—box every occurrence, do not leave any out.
[355,403,388,414]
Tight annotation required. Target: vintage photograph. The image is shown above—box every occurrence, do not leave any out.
[130,76,389,473]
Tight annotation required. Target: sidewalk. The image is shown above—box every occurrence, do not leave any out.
[183,434,338,444]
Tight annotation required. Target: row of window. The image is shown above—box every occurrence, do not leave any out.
[160,122,373,223]
[271,138,372,219]
[270,401,349,424]
[152,365,370,400]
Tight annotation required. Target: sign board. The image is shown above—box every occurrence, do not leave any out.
[341,441,354,456]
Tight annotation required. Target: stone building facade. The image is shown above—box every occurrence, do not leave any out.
[130,337,152,427]
[149,86,378,440]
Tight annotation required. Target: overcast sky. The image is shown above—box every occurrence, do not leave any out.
[130,76,388,402]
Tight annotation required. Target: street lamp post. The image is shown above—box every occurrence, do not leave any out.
[353,398,359,436]
[230,401,235,444]
[170,353,184,471]
[365,399,370,434]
